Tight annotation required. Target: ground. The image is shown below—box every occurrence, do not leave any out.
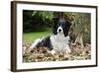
[23,42,91,62]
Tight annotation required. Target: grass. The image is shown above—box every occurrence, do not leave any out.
[23,31,51,42]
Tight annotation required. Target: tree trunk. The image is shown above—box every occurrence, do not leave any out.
[75,34,84,48]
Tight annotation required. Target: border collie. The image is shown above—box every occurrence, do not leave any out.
[28,18,72,55]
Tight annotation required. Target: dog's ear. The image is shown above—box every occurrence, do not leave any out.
[52,17,59,35]
[64,21,72,37]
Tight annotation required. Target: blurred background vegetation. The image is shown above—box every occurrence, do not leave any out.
[23,10,54,32]
[23,10,91,46]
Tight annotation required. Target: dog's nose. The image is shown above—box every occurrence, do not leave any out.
[59,29,62,32]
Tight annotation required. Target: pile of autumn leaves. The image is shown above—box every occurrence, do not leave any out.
[23,42,91,62]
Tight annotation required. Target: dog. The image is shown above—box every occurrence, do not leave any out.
[28,18,72,55]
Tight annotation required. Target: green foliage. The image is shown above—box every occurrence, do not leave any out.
[23,10,54,32]
[32,11,54,21]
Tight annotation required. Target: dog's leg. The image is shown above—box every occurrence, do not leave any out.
[30,39,42,48]
[27,39,43,53]
[64,45,71,58]
[65,45,71,53]
[50,49,56,55]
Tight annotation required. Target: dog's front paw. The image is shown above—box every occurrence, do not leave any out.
[63,46,71,59]
[50,50,56,55]
[65,45,71,54]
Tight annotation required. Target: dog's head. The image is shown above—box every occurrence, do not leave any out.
[53,18,71,37]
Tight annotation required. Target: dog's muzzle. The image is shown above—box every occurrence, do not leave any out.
[57,26,63,33]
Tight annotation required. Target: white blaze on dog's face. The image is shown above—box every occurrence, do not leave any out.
[57,26,63,34]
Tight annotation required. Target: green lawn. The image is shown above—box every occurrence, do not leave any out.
[23,31,51,43]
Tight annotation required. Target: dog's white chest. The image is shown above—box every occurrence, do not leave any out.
[50,34,70,52]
